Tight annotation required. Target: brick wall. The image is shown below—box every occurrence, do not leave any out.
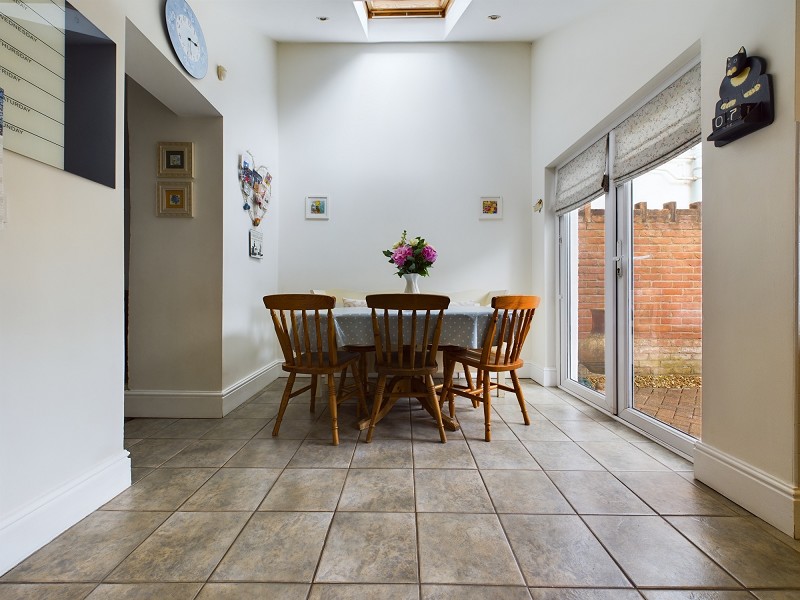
[577,201,702,376]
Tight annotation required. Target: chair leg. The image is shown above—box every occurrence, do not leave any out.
[471,368,481,408]
[327,373,339,446]
[352,362,368,418]
[482,370,492,442]
[462,363,477,406]
[273,373,295,437]
[510,370,531,426]
[425,374,447,443]
[366,374,387,443]
[441,355,457,419]
[310,375,317,413]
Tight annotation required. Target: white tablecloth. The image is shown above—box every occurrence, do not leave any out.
[332,306,494,349]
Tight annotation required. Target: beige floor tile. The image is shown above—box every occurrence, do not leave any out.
[528,590,641,600]
[316,512,418,583]
[126,438,193,468]
[666,516,800,588]
[466,440,540,469]
[0,583,97,599]
[226,403,280,419]
[551,420,625,442]
[310,583,419,599]
[162,439,248,468]
[180,467,281,511]
[577,442,671,471]
[492,404,537,425]
[500,514,630,587]
[307,415,365,442]
[630,441,694,471]
[287,439,356,468]
[351,439,413,468]
[129,467,152,484]
[418,513,524,585]
[641,591,755,599]
[102,468,215,511]
[360,412,413,441]
[202,418,272,439]
[148,418,221,439]
[458,417,518,441]
[584,515,740,588]
[481,470,573,514]
[752,592,800,600]
[522,441,605,471]
[415,469,493,513]
[280,403,328,422]
[535,404,595,421]
[224,438,303,468]
[123,418,176,439]
[85,583,202,599]
[123,438,142,449]
[2,512,169,582]
[257,419,316,439]
[411,413,465,442]
[197,583,310,599]
[413,440,476,469]
[422,584,532,599]
[614,471,735,516]
[213,512,333,582]
[106,512,248,582]
[508,422,571,442]
[548,471,655,515]
[597,420,651,442]
[259,468,347,511]
[338,468,415,512]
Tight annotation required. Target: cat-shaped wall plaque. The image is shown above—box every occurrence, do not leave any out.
[707,47,774,147]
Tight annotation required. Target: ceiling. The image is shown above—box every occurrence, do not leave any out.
[192,0,623,44]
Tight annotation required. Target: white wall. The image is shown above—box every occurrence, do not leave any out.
[124,2,281,417]
[530,0,798,536]
[277,43,532,299]
[126,79,224,394]
[0,0,130,574]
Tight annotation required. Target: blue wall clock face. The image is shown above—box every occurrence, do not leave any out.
[165,0,208,79]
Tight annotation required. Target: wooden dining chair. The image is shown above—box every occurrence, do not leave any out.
[365,293,450,443]
[440,295,540,441]
[263,293,367,445]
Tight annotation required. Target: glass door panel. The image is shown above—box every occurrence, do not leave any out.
[560,194,613,412]
[618,144,702,455]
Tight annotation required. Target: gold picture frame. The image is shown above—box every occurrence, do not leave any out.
[157,141,193,178]
[157,181,193,217]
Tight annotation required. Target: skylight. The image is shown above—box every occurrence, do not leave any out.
[365,0,454,19]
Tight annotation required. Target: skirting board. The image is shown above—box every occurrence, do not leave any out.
[0,451,131,576]
[694,441,799,539]
[527,363,558,387]
[125,360,282,418]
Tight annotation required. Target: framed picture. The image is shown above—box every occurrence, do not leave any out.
[157,181,193,217]
[158,141,193,178]
[480,196,503,220]
[305,195,329,220]
[249,229,263,259]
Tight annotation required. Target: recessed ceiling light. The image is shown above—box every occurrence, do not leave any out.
[487,14,501,20]
[317,16,329,21]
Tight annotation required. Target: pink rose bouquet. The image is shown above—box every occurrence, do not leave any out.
[382,230,437,277]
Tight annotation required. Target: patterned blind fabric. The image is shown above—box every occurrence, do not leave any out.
[554,135,608,215]
[613,64,701,184]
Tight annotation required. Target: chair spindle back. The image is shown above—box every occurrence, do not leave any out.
[263,294,338,367]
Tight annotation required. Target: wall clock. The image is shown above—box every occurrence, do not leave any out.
[164,0,208,79]
[707,47,774,147]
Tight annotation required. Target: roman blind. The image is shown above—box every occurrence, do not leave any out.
[554,135,608,215]
[613,64,701,184]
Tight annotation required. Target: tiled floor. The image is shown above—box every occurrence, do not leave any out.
[3,379,800,599]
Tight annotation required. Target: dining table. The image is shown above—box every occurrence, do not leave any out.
[327,305,497,433]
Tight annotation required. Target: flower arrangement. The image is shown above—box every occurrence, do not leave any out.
[383,230,438,277]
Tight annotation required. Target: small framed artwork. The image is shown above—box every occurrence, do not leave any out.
[480,196,503,220]
[157,181,193,217]
[305,195,330,220]
[249,229,263,259]
[157,141,193,178]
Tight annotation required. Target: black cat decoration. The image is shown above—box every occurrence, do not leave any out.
[707,47,774,147]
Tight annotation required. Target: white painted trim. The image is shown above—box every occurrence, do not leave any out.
[0,451,131,576]
[527,362,557,387]
[694,442,799,539]
[222,360,282,415]
[125,360,282,418]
